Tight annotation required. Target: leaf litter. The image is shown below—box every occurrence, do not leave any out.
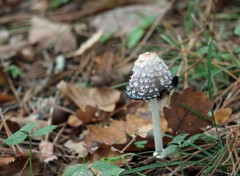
[1,0,240,175]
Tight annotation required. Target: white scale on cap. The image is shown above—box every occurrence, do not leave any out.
[126,52,175,100]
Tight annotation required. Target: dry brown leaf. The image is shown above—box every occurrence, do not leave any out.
[30,0,48,12]
[91,0,169,36]
[0,41,29,60]
[57,81,121,112]
[0,92,15,103]
[39,141,57,163]
[113,133,154,152]
[28,16,76,53]
[67,30,102,57]
[75,106,99,124]
[136,124,153,138]
[91,52,115,86]
[0,153,41,176]
[80,144,131,165]
[67,114,83,127]
[164,88,214,135]
[0,156,15,166]
[0,69,6,85]
[84,120,127,146]
[125,114,151,136]
[64,140,88,157]
[214,108,232,124]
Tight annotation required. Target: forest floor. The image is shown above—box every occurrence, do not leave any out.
[0,0,240,175]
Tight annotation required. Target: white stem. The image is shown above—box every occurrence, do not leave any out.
[150,98,163,155]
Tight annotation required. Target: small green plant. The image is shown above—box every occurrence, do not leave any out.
[163,133,217,175]
[134,140,148,149]
[4,122,57,176]
[4,64,22,79]
[127,15,157,48]
[64,161,125,176]
[49,0,71,9]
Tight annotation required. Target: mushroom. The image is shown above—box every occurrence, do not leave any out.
[126,52,178,158]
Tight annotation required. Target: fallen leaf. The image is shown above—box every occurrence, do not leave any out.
[113,133,154,152]
[28,16,77,53]
[0,92,15,103]
[0,41,29,60]
[30,0,48,12]
[80,144,131,166]
[57,81,121,112]
[90,52,132,86]
[75,106,99,124]
[91,0,169,36]
[0,153,41,176]
[125,114,151,136]
[64,140,88,158]
[0,69,6,85]
[214,108,232,124]
[84,120,127,146]
[67,30,103,57]
[128,103,171,137]
[39,141,57,163]
[136,124,153,138]
[0,156,15,166]
[164,88,214,135]
[90,52,115,86]
[10,117,49,131]
[67,114,83,127]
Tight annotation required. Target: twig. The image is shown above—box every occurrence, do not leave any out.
[32,50,53,96]
[121,135,136,153]
[0,109,23,153]
[18,157,30,176]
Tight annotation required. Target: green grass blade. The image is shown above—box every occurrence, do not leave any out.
[180,103,214,125]
[207,38,223,146]
[207,38,213,100]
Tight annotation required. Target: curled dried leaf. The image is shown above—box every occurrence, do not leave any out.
[57,81,121,112]
[214,108,232,124]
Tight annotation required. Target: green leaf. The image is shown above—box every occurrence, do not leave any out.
[101,153,134,164]
[182,134,201,147]
[4,131,28,145]
[127,28,144,48]
[49,0,71,9]
[139,15,156,28]
[92,161,125,176]
[196,46,208,56]
[234,24,240,36]
[100,31,114,43]
[170,134,189,146]
[160,33,179,48]
[199,133,217,142]
[20,122,38,133]
[134,140,148,149]
[4,64,22,79]
[32,125,57,136]
[63,164,94,176]
[164,145,178,156]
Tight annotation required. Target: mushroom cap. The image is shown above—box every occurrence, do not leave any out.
[126,52,178,100]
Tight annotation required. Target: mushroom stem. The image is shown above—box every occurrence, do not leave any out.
[150,98,164,158]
